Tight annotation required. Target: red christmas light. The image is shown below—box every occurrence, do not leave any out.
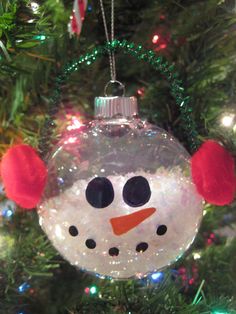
[207,238,213,245]
[210,233,215,239]
[159,43,167,49]
[178,267,186,274]
[152,34,159,44]
[137,87,145,97]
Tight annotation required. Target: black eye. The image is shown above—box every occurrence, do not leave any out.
[123,176,151,207]
[69,225,78,237]
[86,177,114,208]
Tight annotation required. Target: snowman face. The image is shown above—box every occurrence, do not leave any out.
[38,120,203,279]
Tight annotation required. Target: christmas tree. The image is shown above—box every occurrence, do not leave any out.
[0,1,236,313]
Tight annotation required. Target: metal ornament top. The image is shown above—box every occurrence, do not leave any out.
[94,96,138,118]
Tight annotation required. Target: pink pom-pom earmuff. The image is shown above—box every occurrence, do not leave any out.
[0,144,47,209]
[191,140,236,205]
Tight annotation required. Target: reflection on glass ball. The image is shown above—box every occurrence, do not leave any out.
[38,117,203,279]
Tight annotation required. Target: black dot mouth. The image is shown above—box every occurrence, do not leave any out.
[69,225,79,237]
[109,247,119,256]
[69,224,168,254]
[156,224,167,235]
[136,242,148,253]
[85,239,96,249]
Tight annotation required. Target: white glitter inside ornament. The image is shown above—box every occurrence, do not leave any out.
[38,96,203,279]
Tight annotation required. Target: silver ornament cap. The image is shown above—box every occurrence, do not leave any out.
[94,96,138,118]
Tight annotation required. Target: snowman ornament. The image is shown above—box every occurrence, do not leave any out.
[38,95,203,279]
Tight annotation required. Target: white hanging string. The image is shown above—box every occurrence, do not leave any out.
[99,0,116,81]
[110,0,116,81]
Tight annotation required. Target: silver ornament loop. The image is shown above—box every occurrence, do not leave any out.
[104,80,125,97]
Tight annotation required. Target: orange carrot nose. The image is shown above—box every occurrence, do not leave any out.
[110,207,156,236]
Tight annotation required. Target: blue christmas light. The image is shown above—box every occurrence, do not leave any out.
[18,282,30,294]
[2,206,14,218]
[1,201,15,219]
[87,4,92,12]
[151,272,164,282]
[57,177,64,185]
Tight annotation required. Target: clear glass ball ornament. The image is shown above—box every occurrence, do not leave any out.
[38,96,203,279]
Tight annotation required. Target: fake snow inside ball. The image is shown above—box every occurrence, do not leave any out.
[38,118,203,279]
